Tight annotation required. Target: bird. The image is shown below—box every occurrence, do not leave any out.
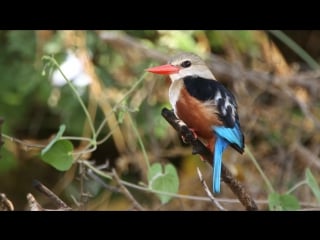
[146,52,244,193]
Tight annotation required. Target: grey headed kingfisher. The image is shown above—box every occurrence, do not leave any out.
[147,52,244,193]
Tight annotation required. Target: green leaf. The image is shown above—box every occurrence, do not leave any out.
[41,124,66,156]
[268,192,282,211]
[148,163,179,204]
[279,194,300,210]
[268,192,300,211]
[306,168,320,203]
[41,140,74,171]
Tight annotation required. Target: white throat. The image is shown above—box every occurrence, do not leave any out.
[168,80,183,113]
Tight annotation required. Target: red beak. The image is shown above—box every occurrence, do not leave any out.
[146,64,180,75]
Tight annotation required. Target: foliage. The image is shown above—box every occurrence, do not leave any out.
[306,168,320,203]
[268,192,300,211]
[41,125,74,171]
[0,30,320,210]
[148,163,179,204]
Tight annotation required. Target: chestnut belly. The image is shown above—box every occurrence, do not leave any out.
[175,88,223,141]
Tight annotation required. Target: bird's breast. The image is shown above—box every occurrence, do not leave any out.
[175,87,223,140]
[169,80,183,113]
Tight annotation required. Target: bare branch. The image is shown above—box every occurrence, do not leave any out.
[0,193,14,211]
[1,134,45,150]
[112,168,145,211]
[196,167,226,211]
[87,168,121,193]
[33,179,72,210]
[161,108,258,211]
[27,193,44,211]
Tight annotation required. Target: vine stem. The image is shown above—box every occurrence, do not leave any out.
[42,55,97,142]
[126,113,150,170]
[245,147,275,193]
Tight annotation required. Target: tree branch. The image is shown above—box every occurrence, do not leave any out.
[32,179,72,211]
[0,193,14,211]
[111,168,145,211]
[27,193,44,211]
[161,108,258,211]
[196,167,226,211]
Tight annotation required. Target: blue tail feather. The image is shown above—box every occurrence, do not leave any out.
[213,122,243,149]
[212,122,243,193]
[213,136,229,193]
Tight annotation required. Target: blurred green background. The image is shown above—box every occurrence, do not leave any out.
[1,30,320,210]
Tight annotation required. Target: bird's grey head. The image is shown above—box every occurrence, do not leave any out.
[168,52,216,82]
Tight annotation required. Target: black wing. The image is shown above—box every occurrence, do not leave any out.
[183,76,238,128]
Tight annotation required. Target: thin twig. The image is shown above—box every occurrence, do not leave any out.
[85,161,320,209]
[84,159,249,205]
[196,168,226,211]
[245,147,275,193]
[32,179,72,210]
[78,161,90,210]
[0,193,14,211]
[87,168,121,193]
[111,168,145,211]
[27,193,44,211]
[161,108,258,211]
[1,134,45,149]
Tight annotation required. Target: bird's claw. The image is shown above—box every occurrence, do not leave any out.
[181,126,198,144]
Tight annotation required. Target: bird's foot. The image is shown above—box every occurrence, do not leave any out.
[181,126,198,144]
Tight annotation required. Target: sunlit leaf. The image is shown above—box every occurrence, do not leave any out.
[268,192,300,211]
[306,168,320,203]
[148,163,179,204]
[279,194,300,210]
[41,140,74,171]
[268,192,281,211]
[41,124,66,156]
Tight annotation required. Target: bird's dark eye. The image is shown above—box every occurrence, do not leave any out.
[181,60,191,68]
